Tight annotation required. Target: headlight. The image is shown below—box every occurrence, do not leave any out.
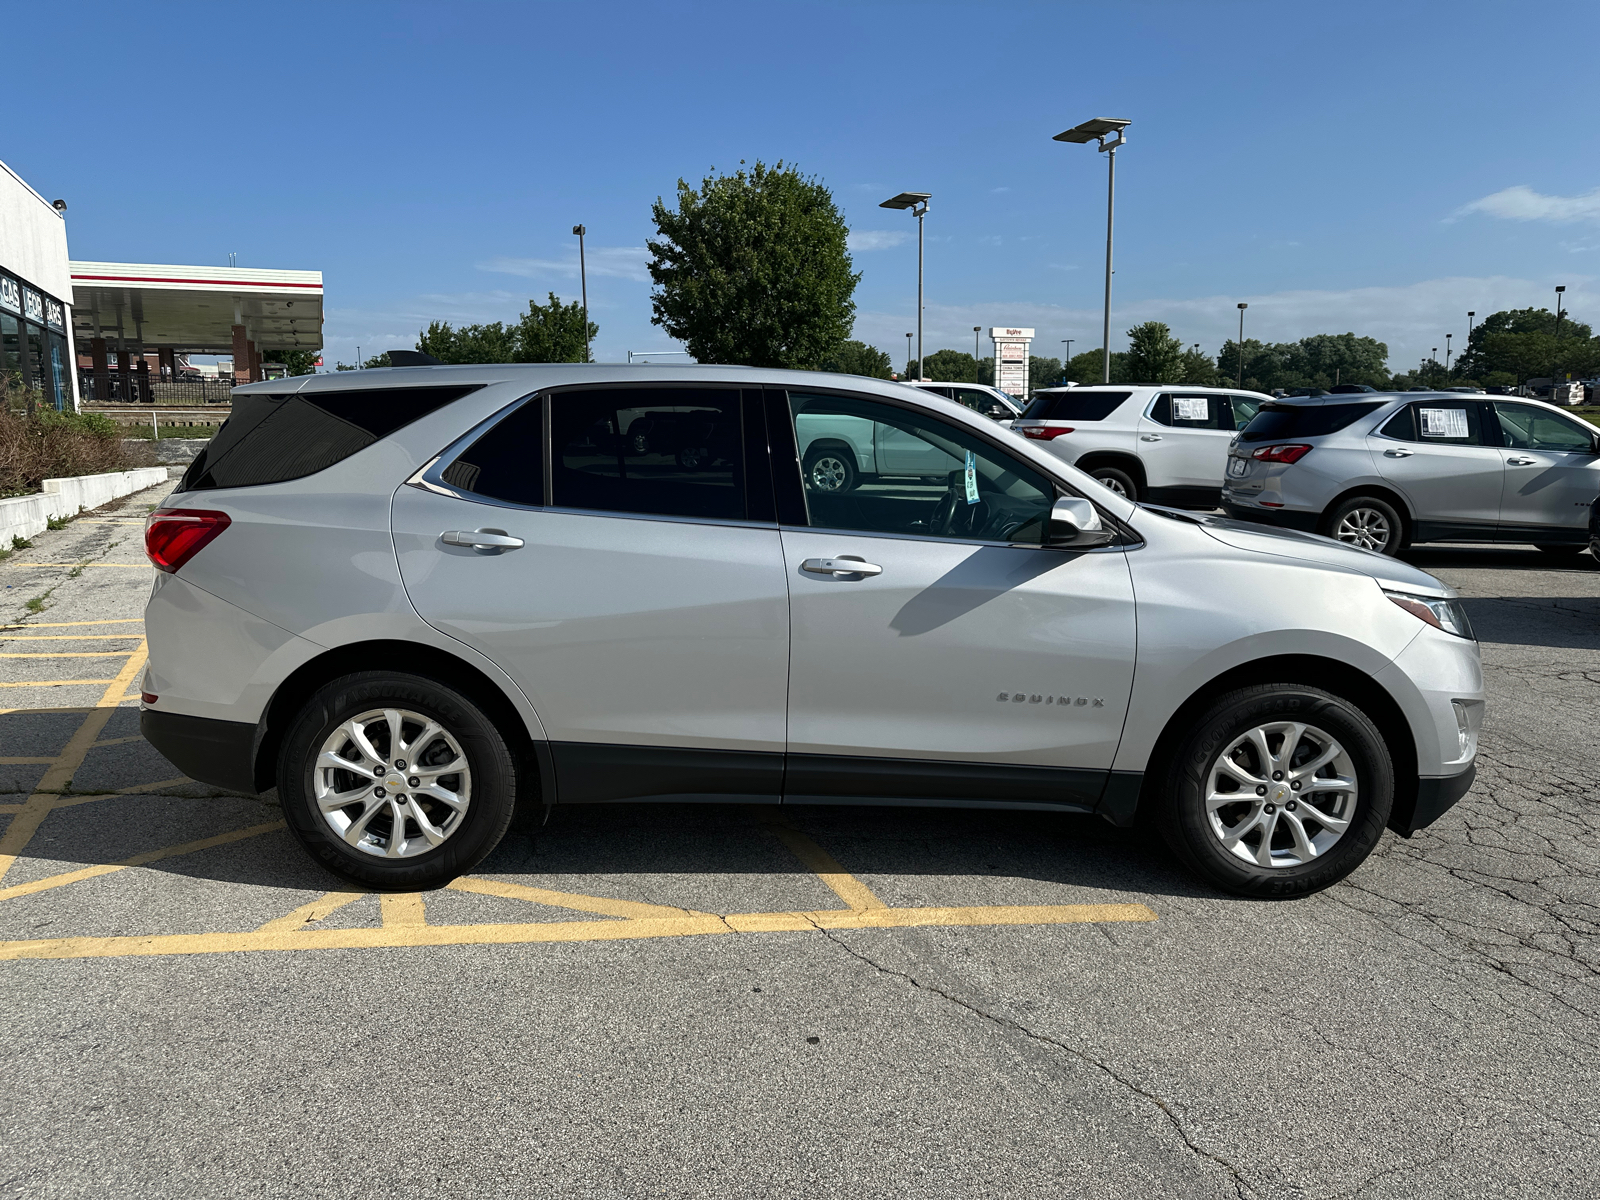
[1384,589,1475,640]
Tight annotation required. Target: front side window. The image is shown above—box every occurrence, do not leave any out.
[1494,402,1595,452]
[787,391,1054,543]
[1150,393,1231,430]
[952,387,1013,417]
[1380,402,1484,445]
[550,386,745,521]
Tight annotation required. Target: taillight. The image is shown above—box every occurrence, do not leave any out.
[144,508,232,573]
[1251,443,1312,464]
[1020,426,1075,440]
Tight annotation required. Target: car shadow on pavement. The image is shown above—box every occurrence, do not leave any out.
[1456,597,1600,649]
[1402,545,1598,573]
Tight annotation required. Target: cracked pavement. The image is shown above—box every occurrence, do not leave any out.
[2,514,1598,1197]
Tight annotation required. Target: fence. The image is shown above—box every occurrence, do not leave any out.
[77,372,236,405]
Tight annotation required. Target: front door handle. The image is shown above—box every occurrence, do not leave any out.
[441,529,524,551]
[1140,433,1162,442]
[1507,456,1539,466]
[1383,448,1414,458]
[801,556,882,578]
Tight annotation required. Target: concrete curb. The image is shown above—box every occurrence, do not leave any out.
[1,467,170,546]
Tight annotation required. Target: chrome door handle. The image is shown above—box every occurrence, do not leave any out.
[1507,456,1538,466]
[1140,434,1162,442]
[441,529,524,551]
[801,556,882,578]
[1383,448,1414,458]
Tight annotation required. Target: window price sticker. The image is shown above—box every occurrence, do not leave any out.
[964,450,980,504]
[1420,408,1469,439]
[1173,396,1209,422]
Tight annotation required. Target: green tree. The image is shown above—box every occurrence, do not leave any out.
[923,348,977,381]
[1066,348,1125,383]
[1028,355,1064,388]
[1123,321,1185,384]
[264,348,320,376]
[417,320,519,364]
[1288,333,1389,389]
[516,292,595,362]
[820,339,892,378]
[648,160,858,368]
[1180,347,1220,386]
[1457,307,1598,383]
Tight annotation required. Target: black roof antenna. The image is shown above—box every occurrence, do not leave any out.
[386,350,443,367]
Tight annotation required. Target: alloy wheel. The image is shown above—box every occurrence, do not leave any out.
[1203,719,1357,868]
[809,455,850,492]
[1334,507,1391,551]
[1097,475,1130,498]
[313,708,472,858]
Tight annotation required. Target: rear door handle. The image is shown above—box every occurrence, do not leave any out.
[1383,448,1414,458]
[1140,434,1162,442]
[441,529,524,551]
[801,556,882,578]
[1507,456,1538,466]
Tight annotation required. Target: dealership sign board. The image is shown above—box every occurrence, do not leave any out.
[990,327,1034,397]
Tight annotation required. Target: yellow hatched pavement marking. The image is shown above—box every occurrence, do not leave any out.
[0,679,117,689]
[0,651,139,658]
[98,642,146,707]
[256,891,366,933]
[0,635,146,641]
[0,757,54,765]
[0,821,286,903]
[0,619,144,628]
[9,562,152,570]
[764,822,887,911]
[447,875,710,919]
[380,892,427,926]
[0,708,115,884]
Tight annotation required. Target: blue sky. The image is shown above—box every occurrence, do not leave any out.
[10,0,1599,372]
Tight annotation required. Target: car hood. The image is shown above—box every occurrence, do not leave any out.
[1143,507,1455,597]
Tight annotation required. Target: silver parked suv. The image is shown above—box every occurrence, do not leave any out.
[140,365,1482,898]
[1222,391,1600,556]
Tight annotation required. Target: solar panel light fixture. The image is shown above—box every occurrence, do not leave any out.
[1054,117,1130,150]
[879,192,931,211]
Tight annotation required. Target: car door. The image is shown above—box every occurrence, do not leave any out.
[1136,392,1235,499]
[392,384,790,803]
[1491,401,1600,543]
[1368,401,1502,538]
[772,388,1137,809]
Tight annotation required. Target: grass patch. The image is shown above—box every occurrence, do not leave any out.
[24,587,56,614]
[11,535,31,550]
[67,562,86,578]
[46,515,70,531]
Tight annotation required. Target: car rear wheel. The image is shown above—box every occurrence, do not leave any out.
[1326,496,1405,555]
[804,448,857,494]
[1155,683,1393,897]
[1535,543,1585,556]
[277,671,519,889]
[1089,465,1139,501]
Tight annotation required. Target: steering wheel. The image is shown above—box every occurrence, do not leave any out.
[932,474,987,538]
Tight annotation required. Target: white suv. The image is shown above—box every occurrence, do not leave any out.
[1013,385,1274,505]
[139,364,1481,898]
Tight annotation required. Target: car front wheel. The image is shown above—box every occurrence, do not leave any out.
[1155,683,1394,897]
[277,671,519,889]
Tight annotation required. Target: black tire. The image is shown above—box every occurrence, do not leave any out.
[1154,683,1393,898]
[803,446,857,494]
[277,671,519,889]
[1535,543,1585,556]
[1089,465,1139,501]
[1324,495,1406,555]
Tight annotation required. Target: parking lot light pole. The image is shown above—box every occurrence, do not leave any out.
[1445,333,1452,373]
[1236,303,1248,387]
[1555,286,1567,383]
[1054,118,1130,385]
[973,327,982,380]
[906,332,913,378]
[573,225,590,363]
[881,192,931,379]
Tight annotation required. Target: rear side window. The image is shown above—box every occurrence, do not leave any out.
[1149,393,1231,430]
[178,385,481,492]
[1021,390,1130,421]
[1379,402,1484,445]
[440,399,544,506]
[1239,401,1385,444]
[550,386,746,520]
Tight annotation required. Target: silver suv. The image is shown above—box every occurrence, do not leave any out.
[1012,384,1274,505]
[1222,391,1600,556]
[140,365,1482,898]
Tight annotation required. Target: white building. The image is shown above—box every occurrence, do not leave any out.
[1,158,76,408]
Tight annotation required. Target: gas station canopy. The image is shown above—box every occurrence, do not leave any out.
[69,261,323,356]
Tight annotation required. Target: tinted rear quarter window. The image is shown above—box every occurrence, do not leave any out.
[1239,401,1385,444]
[1021,391,1131,421]
[440,399,544,505]
[179,385,481,491]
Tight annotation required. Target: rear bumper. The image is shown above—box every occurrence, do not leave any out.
[1389,764,1475,837]
[141,708,260,794]
[1220,501,1321,534]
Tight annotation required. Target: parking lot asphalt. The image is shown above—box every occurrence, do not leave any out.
[2,483,1598,1198]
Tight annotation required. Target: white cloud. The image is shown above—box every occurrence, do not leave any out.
[853,274,1592,369]
[848,230,909,251]
[1455,185,1600,225]
[479,246,652,283]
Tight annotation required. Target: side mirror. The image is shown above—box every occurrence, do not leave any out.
[1047,497,1115,548]
[987,404,1010,419]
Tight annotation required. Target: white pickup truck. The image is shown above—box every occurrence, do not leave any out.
[796,412,963,493]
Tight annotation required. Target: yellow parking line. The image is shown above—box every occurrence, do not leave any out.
[448,876,710,920]
[0,679,118,688]
[99,643,147,707]
[93,735,145,748]
[0,634,146,641]
[380,892,427,927]
[765,823,887,912]
[0,820,286,903]
[0,903,1159,961]
[256,891,366,933]
[9,562,152,569]
[0,651,139,658]
[0,757,54,765]
[0,619,144,628]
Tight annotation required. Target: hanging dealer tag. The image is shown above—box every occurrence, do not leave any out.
[964,450,980,504]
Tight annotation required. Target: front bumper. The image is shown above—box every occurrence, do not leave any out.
[1221,500,1321,534]
[141,708,260,794]
[1389,764,1475,837]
